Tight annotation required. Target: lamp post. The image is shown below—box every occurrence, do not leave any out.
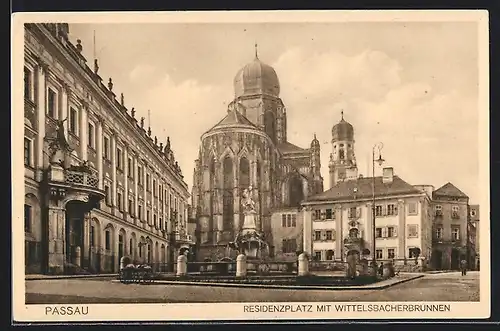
[372,142,385,275]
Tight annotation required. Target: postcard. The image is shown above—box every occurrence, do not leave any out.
[11,10,490,322]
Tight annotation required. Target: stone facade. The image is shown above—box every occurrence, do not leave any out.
[23,23,191,275]
[190,51,324,261]
[430,183,474,270]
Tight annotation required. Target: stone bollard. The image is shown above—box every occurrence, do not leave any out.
[298,253,309,276]
[176,254,187,277]
[75,246,81,267]
[236,254,247,277]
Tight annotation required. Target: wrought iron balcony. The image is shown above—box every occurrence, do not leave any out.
[65,169,99,188]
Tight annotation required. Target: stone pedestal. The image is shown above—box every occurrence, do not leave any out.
[298,253,309,276]
[236,254,247,277]
[47,207,66,274]
[176,254,187,276]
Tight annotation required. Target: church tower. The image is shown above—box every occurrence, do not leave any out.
[232,44,285,145]
[329,111,358,187]
[310,134,324,194]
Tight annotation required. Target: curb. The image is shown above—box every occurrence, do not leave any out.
[26,274,118,281]
[110,275,423,291]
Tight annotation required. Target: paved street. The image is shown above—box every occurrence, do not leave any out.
[25,271,479,304]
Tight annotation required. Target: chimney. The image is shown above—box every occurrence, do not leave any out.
[382,167,394,184]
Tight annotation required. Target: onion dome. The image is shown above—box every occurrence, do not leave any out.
[233,44,280,98]
[332,111,354,141]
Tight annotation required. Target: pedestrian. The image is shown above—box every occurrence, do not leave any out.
[460,259,468,276]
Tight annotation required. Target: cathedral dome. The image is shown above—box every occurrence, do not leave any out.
[233,48,280,98]
[332,111,354,141]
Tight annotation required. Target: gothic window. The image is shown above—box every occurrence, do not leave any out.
[239,158,250,224]
[222,157,233,231]
[288,175,304,208]
[264,111,276,142]
[209,160,215,232]
[257,160,262,217]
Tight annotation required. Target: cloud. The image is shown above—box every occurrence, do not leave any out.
[128,64,156,82]
[132,73,232,185]
[271,47,479,201]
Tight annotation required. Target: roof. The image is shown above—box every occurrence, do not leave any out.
[306,175,422,203]
[206,107,257,133]
[278,141,309,154]
[433,182,469,199]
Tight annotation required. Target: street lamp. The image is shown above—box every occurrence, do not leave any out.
[372,142,385,275]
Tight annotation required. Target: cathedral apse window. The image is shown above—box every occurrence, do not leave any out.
[288,175,304,208]
[222,157,234,231]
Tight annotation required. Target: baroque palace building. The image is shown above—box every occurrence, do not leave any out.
[190,49,324,261]
[301,114,478,270]
[23,23,192,275]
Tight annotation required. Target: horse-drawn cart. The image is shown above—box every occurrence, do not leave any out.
[119,257,157,284]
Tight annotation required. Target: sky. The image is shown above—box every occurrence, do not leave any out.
[69,21,480,203]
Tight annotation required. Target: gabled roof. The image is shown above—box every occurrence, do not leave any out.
[306,175,422,203]
[206,108,257,133]
[278,141,309,154]
[433,182,469,199]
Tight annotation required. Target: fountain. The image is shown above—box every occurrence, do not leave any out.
[230,185,268,260]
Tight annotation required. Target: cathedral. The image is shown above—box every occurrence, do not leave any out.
[190,48,324,260]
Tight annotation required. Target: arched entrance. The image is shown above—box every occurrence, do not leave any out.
[431,249,443,270]
[65,201,88,269]
[451,248,460,270]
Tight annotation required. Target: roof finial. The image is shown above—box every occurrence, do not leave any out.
[254,43,258,59]
[314,133,317,140]
[341,110,344,120]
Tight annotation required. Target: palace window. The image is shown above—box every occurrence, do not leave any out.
[138,205,143,220]
[452,205,460,219]
[314,251,322,261]
[24,204,32,232]
[313,210,321,220]
[146,174,151,191]
[117,192,123,211]
[435,227,443,239]
[451,226,460,241]
[407,224,419,238]
[88,122,95,148]
[105,230,111,250]
[325,208,333,219]
[375,205,383,216]
[47,88,57,118]
[387,226,395,238]
[69,107,78,135]
[103,136,110,160]
[314,230,321,241]
[137,166,143,185]
[387,204,397,216]
[24,138,32,167]
[408,202,418,215]
[376,227,382,238]
[128,157,133,178]
[326,250,334,260]
[387,248,395,259]
[325,230,333,240]
[153,179,157,197]
[128,199,133,215]
[349,206,358,218]
[104,185,111,205]
[117,148,122,170]
[153,214,157,228]
[147,210,151,224]
[376,249,383,259]
[24,67,33,100]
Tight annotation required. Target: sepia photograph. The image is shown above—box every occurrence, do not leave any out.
[12,10,489,321]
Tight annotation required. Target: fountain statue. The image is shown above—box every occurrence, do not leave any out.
[231,185,268,259]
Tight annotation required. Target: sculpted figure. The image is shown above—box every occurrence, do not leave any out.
[241,185,256,213]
